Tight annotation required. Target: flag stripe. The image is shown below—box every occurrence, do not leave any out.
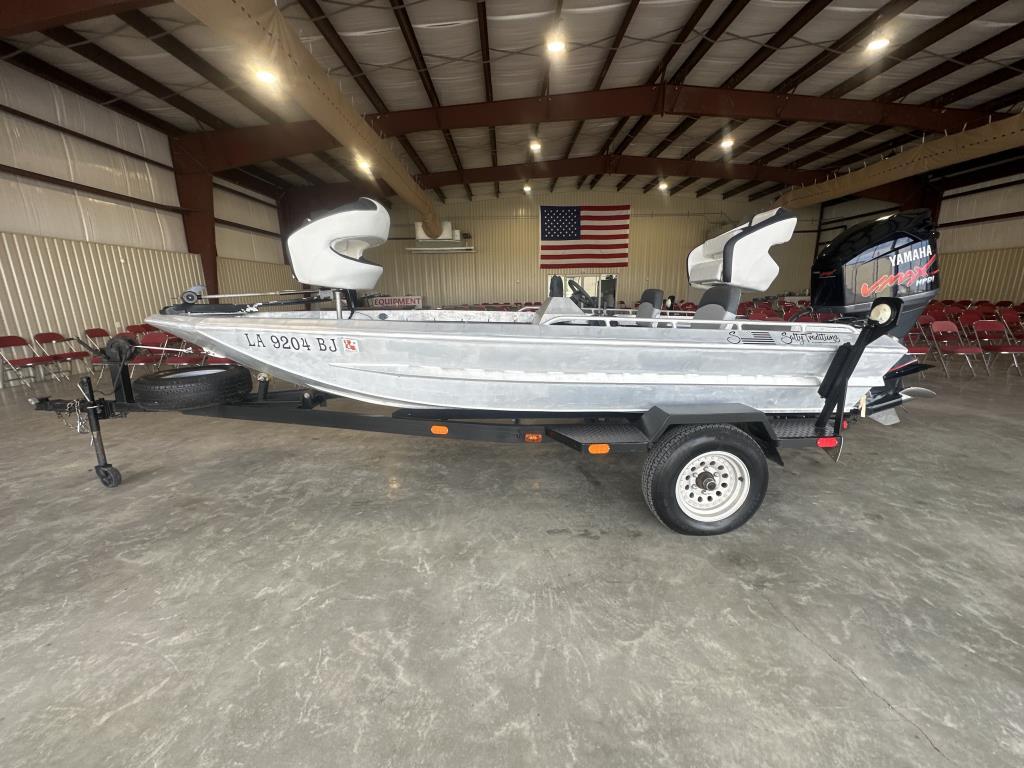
[542,245,628,252]
[540,257,626,264]
[581,215,630,222]
[579,205,631,211]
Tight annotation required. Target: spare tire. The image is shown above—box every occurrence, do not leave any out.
[133,365,252,411]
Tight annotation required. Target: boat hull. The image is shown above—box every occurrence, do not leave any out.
[149,311,907,414]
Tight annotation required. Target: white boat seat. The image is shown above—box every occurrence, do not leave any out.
[287,198,389,290]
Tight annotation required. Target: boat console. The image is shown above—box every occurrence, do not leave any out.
[687,208,798,320]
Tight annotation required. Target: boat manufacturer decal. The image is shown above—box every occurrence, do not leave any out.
[780,331,842,346]
[343,338,359,353]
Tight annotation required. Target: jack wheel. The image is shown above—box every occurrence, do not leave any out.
[96,465,122,488]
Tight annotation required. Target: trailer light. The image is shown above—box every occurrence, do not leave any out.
[587,443,611,454]
[524,432,543,443]
[816,437,839,449]
[430,424,449,435]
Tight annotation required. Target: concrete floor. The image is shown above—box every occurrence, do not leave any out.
[0,372,1022,767]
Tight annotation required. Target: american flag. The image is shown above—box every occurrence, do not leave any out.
[539,205,630,269]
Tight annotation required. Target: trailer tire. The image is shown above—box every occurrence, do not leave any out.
[642,424,767,535]
[133,365,252,411]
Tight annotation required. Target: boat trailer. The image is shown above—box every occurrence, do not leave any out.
[30,298,918,534]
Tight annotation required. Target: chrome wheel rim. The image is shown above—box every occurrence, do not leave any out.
[675,451,750,522]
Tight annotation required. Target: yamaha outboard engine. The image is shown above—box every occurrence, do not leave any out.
[811,209,938,339]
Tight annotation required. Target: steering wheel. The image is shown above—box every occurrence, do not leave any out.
[567,279,593,308]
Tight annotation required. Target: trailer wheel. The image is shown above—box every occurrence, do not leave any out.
[133,365,252,411]
[642,424,768,535]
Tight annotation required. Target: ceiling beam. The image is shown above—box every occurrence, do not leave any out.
[389,0,472,200]
[549,0,638,192]
[0,41,287,195]
[476,1,499,198]
[414,154,819,190]
[706,0,1007,196]
[691,0,921,199]
[175,0,440,236]
[0,39,178,135]
[779,112,1024,208]
[294,0,442,200]
[583,0,715,189]
[117,10,339,185]
[720,23,1024,200]
[633,0,833,193]
[0,0,161,36]
[171,83,997,172]
[43,24,316,184]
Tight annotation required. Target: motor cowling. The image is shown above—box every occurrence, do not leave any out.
[811,209,938,338]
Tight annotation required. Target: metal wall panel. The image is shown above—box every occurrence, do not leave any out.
[218,256,301,304]
[371,193,819,306]
[0,231,202,364]
[939,247,1024,303]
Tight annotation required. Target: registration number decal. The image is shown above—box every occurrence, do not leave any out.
[243,332,357,353]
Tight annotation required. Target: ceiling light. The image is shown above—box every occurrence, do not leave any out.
[866,37,890,52]
[720,137,735,150]
[356,156,372,174]
[529,140,542,153]
[254,69,278,85]
[523,183,532,193]
[658,180,669,191]
[546,37,566,55]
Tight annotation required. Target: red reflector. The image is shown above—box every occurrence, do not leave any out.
[817,437,839,449]
[842,419,849,430]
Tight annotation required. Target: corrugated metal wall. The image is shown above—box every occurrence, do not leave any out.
[939,247,1024,302]
[372,194,820,306]
[0,230,202,342]
[218,256,301,303]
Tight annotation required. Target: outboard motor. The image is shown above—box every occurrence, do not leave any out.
[811,209,938,339]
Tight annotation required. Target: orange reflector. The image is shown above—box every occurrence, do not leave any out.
[817,437,839,449]
[524,432,543,443]
[430,424,449,435]
[587,443,611,455]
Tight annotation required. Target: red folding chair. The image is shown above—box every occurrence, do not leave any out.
[0,336,58,386]
[995,300,1013,308]
[999,309,1024,341]
[131,331,176,370]
[972,319,1024,376]
[33,331,90,378]
[124,323,156,335]
[83,328,112,368]
[814,312,839,322]
[926,320,983,377]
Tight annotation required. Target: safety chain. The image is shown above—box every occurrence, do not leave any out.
[57,399,88,434]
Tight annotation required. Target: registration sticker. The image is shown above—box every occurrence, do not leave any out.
[342,338,359,353]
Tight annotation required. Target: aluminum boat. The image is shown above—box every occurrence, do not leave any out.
[150,200,926,415]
